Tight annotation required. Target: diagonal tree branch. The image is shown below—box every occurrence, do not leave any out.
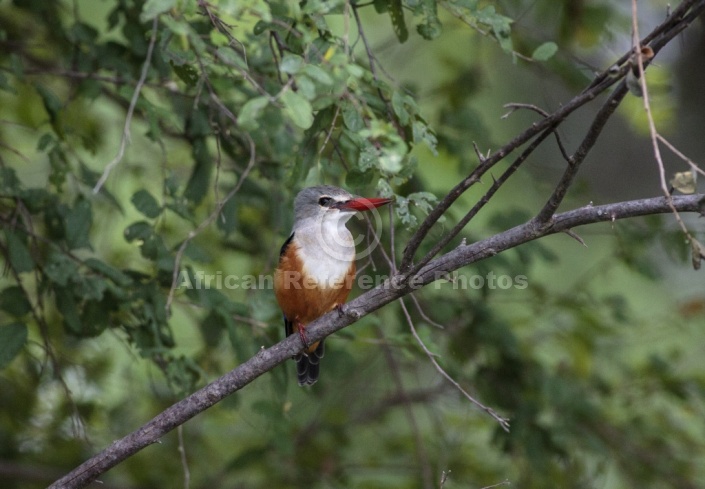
[405,123,559,279]
[49,192,705,489]
[399,0,705,272]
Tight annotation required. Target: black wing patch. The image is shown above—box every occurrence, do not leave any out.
[279,232,295,258]
[284,316,293,337]
[281,233,295,339]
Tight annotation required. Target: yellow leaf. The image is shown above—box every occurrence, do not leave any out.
[670,171,697,194]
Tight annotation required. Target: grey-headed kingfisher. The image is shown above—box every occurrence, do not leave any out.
[274,185,392,385]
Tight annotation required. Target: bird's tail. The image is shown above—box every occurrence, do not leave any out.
[296,340,325,386]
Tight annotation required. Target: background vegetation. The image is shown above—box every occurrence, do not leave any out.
[1,0,704,488]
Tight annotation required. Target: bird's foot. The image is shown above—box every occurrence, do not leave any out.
[334,304,346,317]
[296,322,309,350]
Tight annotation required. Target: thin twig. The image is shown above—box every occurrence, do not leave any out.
[177,425,190,489]
[502,102,571,162]
[351,4,403,137]
[398,297,510,431]
[318,105,341,157]
[563,229,588,247]
[656,134,705,178]
[631,0,693,240]
[375,326,435,489]
[408,293,445,329]
[533,84,627,225]
[165,133,256,314]
[93,17,159,193]
[480,480,511,489]
[407,124,558,279]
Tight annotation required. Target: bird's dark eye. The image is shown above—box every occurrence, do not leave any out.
[318,196,333,207]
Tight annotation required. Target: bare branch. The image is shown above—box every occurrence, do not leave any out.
[400,0,705,272]
[399,298,511,431]
[407,124,558,278]
[503,102,571,162]
[657,134,705,178]
[165,134,256,314]
[534,85,626,225]
[93,17,159,193]
[631,0,695,242]
[177,425,190,489]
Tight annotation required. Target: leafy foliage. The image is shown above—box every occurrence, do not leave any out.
[0,0,704,488]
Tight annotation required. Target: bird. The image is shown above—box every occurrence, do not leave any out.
[274,185,392,386]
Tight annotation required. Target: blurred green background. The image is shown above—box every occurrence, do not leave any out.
[1,0,704,488]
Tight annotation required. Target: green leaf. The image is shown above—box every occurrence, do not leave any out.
[281,91,313,129]
[4,230,35,273]
[37,133,55,151]
[44,253,79,286]
[140,0,177,22]
[358,143,380,172]
[416,0,442,40]
[216,193,239,236]
[413,120,438,155]
[476,6,513,53]
[0,167,21,196]
[0,287,32,317]
[378,150,404,174]
[182,241,212,263]
[19,188,54,213]
[389,0,408,43]
[54,288,83,335]
[280,54,304,74]
[342,104,364,132]
[303,65,333,85]
[65,198,93,250]
[0,323,27,369]
[124,221,154,242]
[131,189,163,218]
[395,191,438,229]
[184,138,213,205]
[373,0,388,13]
[345,169,375,188]
[238,96,269,131]
[84,258,133,286]
[532,42,558,61]
[80,300,110,337]
[35,84,62,125]
[48,147,69,190]
[391,91,411,125]
[170,61,200,87]
[74,276,108,301]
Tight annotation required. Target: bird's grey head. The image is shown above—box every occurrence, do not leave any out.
[293,185,356,227]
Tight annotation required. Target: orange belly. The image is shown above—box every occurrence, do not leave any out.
[274,240,355,332]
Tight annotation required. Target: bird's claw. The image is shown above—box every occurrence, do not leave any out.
[297,323,309,350]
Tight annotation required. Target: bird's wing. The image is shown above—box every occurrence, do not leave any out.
[284,316,293,337]
[279,232,295,257]
[279,232,295,338]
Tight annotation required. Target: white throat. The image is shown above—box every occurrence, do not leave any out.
[294,213,356,287]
